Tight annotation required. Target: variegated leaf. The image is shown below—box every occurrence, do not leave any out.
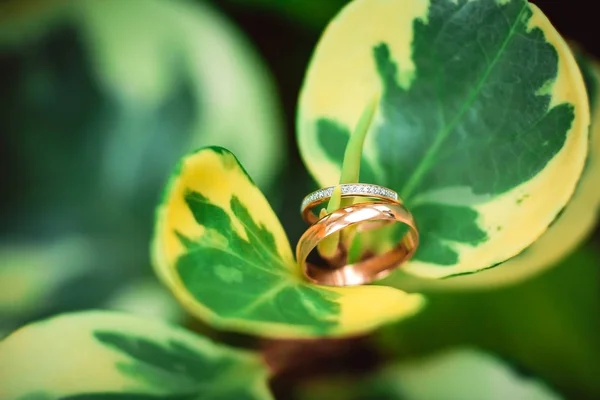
[297,0,589,278]
[153,147,425,337]
[385,48,600,290]
[0,311,273,399]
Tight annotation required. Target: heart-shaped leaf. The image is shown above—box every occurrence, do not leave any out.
[0,311,273,400]
[297,0,589,278]
[386,49,600,290]
[152,147,424,337]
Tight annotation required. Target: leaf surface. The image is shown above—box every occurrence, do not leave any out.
[0,311,273,400]
[297,0,589,278]
[153,147,424,337]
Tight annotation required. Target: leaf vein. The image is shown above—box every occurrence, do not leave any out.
[400,2,529,199]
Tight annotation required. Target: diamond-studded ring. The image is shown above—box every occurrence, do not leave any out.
[300,183,400,224]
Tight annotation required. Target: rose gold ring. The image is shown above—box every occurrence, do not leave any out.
[300,183,400,224]
[296,201,419,286]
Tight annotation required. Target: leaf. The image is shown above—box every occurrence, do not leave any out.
[104,278,185,323]
[297,0,590,278]
[300,348,562,400]
[0,236,108,338]
[0,0,284,229]
[0,235,184,340]
[384,348,562,400]
[152,146,425,337]
[384,47,600,291]
[375,247,600,397]
[0,311,273,400]
[0,0,285,329]
[0,238,91,320]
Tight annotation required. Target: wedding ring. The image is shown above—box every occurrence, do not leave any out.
[296,201,418,286]
[300,183,400,224]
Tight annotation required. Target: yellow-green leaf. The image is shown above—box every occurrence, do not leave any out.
[152,147,424,338]
[0,311,273,400]
[297,0,590,278]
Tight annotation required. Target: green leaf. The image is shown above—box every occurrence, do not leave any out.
[384,47,600,291]
[0,311,273,400]
[300,348,562,400]
[152,146,424,337]
[0,0,284,227]
[297,0,589,278]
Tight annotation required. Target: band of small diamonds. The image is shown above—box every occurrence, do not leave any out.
[301,183,399,213]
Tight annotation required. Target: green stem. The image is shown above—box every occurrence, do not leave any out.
[317,93,380,260]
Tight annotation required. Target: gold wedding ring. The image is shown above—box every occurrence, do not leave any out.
[296,201,419,286]
[301,183,400,224]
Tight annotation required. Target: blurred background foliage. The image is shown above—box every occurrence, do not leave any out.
[0,0,599,399]
[0,0,285,334]
[299,347,562,400]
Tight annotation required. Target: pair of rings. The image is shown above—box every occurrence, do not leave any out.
[296,183,419,287]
